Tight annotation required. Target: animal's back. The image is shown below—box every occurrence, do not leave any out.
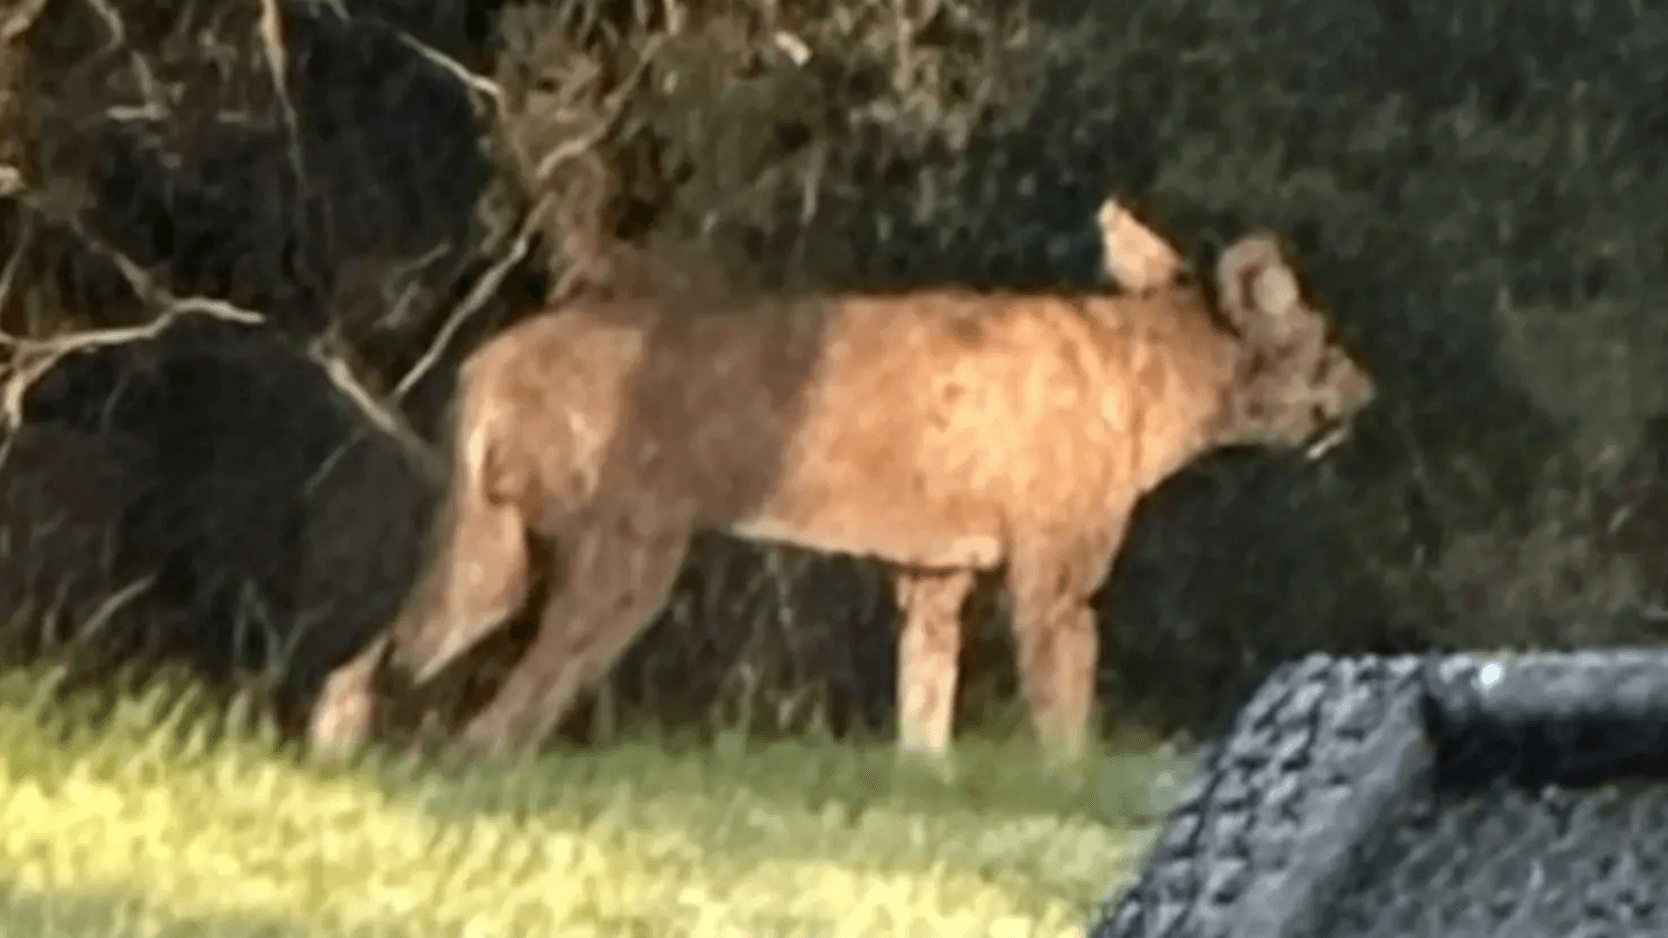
[796,289,1235,494]
[454,303,651,527]
[726,289,1221,568]
[459,296,826,526]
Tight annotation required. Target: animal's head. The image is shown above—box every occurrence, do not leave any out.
[1213,232,1376,458]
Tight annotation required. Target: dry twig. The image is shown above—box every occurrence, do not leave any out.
[392,35,668,403]
[392,190,577,402]
[0,209,33,322]
[256,0,315,298]
[76,0,168,117]
[532,33,666,185]
[389,30,502,109]
[0,298,265,431]
[309,334,444,481]
[0,0,52,42]
[0,0,541,487]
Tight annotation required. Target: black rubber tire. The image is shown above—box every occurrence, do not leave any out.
[1090,649,1668,938]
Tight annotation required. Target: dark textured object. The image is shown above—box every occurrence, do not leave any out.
[0,424,139,655]
[23,0,489,341]
[1091,649,1668,938]
[13,318,436,733]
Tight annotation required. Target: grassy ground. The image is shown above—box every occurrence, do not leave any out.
[0,668,1190,938]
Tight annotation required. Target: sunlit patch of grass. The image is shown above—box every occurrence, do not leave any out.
[0,667,1189,938]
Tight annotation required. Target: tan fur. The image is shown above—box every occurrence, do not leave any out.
[1098,199,1186,292]
[309,216,1376,765]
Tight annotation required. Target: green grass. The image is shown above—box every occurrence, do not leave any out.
[0,669,1189,937]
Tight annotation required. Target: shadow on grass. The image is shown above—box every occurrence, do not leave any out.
[0,878,312,938]
[358,727,1194,831]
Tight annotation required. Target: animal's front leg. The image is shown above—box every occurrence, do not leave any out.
[1005,516,1129,765]
[449,502,692,764]
[384,492,534,686]
[892,567,976,757]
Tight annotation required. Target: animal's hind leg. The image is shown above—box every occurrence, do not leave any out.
[307,479,530,758]
[386,480,533,685]
[450,497,693,762]
[306,632,388,758]
[1005,518,1127,764]
[892,567,976,757]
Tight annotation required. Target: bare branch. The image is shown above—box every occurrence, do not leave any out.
[3,178,270,351]
[7,177,273,333]
[257,0,308,201]
[393,35,668,404]
[338,239,456,332]
[532,33,666,185]
[308,336,444,482]
[302,0,502,116]
[102,104,168,123]
[0,0,463,493]
[0,207,33,323]
[87,0,172,120]
[78,0,127,50]
[44,202,209,314]
[1,299,265,432]
[0,0,52,42]
[388,30,502,111]
[70,574,157,649]
[392,192,552,401]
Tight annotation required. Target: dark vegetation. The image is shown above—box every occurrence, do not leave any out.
[0,0,1665,750]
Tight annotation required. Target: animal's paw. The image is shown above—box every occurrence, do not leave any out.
[893,742,960,783]
[307,679,375,762]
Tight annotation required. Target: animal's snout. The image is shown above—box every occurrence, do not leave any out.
[1305,354,1375,458]
[1343,359,1378,412]
[1322,345,1377,415]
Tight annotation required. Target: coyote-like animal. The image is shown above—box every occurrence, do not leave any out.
[309,202,1376,763]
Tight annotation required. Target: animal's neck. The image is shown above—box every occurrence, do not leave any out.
[1204,343,1286,453]
[1171,341,1247,480]
[1101,298,1246,490]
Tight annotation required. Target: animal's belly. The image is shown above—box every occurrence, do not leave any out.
[725,505,1004,571]
[709,408,1012,569]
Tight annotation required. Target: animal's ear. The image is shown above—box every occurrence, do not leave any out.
[1215,231,1305,340]
[1097,197,1185,293]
